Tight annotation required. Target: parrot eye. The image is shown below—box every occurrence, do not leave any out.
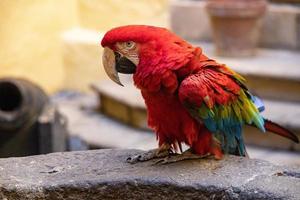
[124,41,135,49]
[116,41,136,52]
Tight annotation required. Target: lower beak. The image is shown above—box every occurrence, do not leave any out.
[102,47,136,86]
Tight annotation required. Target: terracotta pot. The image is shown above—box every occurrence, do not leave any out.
[206,0,268,57]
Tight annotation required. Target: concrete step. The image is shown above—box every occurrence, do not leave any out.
[92,80,300,151]
[51,91,156,150]
[53,92,300,166]
[91,78,147,130]
[170,0,300,50]
[198,42,300,102]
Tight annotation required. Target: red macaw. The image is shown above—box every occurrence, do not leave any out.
[101,25,299,164]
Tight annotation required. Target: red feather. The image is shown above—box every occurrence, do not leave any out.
[101,25,298,157]
[264,119,299,143]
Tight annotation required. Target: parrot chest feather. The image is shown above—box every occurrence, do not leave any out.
[141,90,199,146]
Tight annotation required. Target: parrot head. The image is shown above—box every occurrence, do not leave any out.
[101,25,194,86]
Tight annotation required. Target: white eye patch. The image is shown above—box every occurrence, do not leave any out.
[116,41,136,50]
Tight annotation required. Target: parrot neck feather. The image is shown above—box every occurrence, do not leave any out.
[133,46,216,93]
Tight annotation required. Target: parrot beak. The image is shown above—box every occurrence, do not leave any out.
[102,47,136,86]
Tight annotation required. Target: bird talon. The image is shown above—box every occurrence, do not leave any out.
[152,153,177,165]
[153,157,168,165]
[126,144,171,164]
[153,151,211,165]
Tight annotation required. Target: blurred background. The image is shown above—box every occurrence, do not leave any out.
[0,0,299,166]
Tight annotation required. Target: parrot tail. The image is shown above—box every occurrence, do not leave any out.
[264,118,299,143]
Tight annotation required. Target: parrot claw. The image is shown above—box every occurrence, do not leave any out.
[126,144,171,164]
[154,150,210,165]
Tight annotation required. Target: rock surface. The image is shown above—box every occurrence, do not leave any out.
[1,149,300,200]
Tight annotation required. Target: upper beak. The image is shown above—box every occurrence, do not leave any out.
[102,47,136,86]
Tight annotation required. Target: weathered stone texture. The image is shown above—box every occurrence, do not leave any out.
[0,149,300,200]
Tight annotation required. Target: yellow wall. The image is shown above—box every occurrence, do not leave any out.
[78,0,168,30]
[0,0,168,93]
[0,0,78,93]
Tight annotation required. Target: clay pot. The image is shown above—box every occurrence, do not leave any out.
[206,0,267,57]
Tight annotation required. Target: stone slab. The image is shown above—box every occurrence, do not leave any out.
[0,149,299,200]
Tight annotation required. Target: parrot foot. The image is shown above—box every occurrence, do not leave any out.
[154,149,210,165]
[126,143,172,164]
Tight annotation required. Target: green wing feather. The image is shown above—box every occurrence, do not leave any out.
[179,65,265,156]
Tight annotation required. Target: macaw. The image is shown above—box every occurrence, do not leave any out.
[101,25,299,164]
